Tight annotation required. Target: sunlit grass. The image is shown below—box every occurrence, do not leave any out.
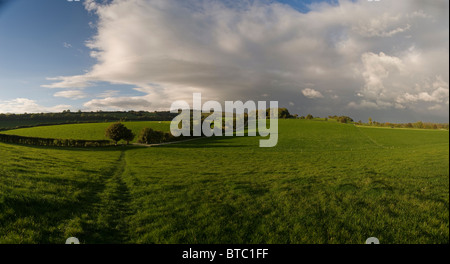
[0,120,448,243]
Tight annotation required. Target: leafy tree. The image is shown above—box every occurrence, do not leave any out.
[265,108,292,119]
[337,116,353,123]
[138,127,172,144]
[122,128,135,145]
[306,114,313,120]
[152,130,165,143]
[137,128,154,144]
[105,122,129,145]
[414,121,424,129]
[277,108,292,118]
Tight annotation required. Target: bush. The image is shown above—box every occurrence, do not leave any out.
[105,122,133,145]
[138,128,176,144]
[122,128,135,145]
[137,128,153,144]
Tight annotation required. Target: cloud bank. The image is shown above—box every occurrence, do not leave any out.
[42,0,448,122]
[0,98,71,113]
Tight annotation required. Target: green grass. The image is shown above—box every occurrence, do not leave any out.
[0,144,123,243]
[0,120,448,243]
[1,121,171,143]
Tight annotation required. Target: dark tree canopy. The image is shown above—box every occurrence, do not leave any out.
[105,122,133,145]
[265,108,292,119]
[137,127,173,144]
[122,128,135,145]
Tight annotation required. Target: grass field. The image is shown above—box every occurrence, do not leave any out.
[1,121,171,143]
[0,119,448,243]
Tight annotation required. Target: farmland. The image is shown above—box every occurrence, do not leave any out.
[0,119,448,243]
[1,121,171,144]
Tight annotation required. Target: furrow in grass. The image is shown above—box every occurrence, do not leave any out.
[80,150,133,243]
[353,125,387,149]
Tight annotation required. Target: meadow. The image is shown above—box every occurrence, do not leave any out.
[1,121,171,143]
[0,119,448,243]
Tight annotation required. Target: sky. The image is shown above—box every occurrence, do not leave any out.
[0,0,448,123]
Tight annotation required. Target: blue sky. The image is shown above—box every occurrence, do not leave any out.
[0,0,448,122]
[0,0,142,109]
[0,0,323,110]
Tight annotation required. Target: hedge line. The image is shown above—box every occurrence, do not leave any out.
[0,133,112,147]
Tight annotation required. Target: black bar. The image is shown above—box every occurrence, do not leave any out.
[0,244,447,263]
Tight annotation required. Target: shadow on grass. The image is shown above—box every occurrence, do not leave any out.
[0,151,133,244]
[158,136,250,149]
[0,141,141,152]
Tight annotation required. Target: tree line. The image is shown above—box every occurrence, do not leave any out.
[0,110,178,130]
[104,122,194,145]
[354,118,449,130]
[0,134,111,147]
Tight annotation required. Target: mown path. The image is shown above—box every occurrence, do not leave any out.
[82,150,133,243]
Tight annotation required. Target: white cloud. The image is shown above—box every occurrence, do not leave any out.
[41,0,448,121]
[63,42,72,48]
[83,96,152,111]
[54,90,87,100]
[97,90,120,98]
[428,104,442,111]
[352,13,411,37]
[348,99,394,110]
[396,78,449,104]
[0,98,71,114]
[42,75,94,89]
[302,88,323,99]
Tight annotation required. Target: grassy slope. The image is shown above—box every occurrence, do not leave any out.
[0,144,123,243]
[0,120,448,243]
[123,120,449,243]
[1,121,171,143]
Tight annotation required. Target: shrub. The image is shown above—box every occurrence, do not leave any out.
[138,128,175,144]
[137,128,154,144]
[105,122,133,145]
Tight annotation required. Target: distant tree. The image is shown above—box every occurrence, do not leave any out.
[137,128,154,144]
[137,128,167,144]
[414,121,424,129]
[278,108,292,118]
[265,108,292,118]
[105,122,129,145]
[122,128,135,145]
[337,116,353,123]
[163,132,175,142]
[306,114,313,120]
[368,117,373,125]
[152,130,165,143]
